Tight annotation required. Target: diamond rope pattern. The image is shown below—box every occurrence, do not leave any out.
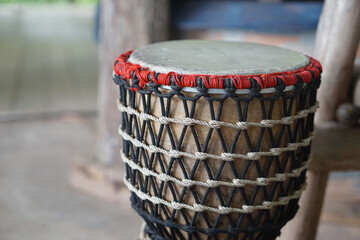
[116,73,320,240]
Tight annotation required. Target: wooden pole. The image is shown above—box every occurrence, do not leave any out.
[279,1,360,240]
[314,0,360,122]
[97,0,169,165]
[279,171,329,240]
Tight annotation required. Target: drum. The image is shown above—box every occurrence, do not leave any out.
[113,40,321,240]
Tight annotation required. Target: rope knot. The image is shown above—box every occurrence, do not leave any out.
[169,149,181,158]
[218,206,231,214]
[208,120,221,128]
[275,173,287,181]
[193,204,206,212]
[139,112,149,121]
[256,178,269,185]
[282,116,294,124]
[246,152,260,160]
[159,173,169,181]
[236,121,248,130]
[158,116,170,125]
[181,179,193,187]
[206,179,219,188]
[183,117,194,125]
[171,201,182,210]
[232,179,245,187]
[262,201,273,209]
[149,145,158,153]
[195,152,208,160]
[286,143,298,151]
[220,152,233,161]
[270,148,282,155]
[259,119,274,128]
[242,205,254,213]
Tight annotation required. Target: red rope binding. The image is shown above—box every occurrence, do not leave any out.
[113,50,322,91]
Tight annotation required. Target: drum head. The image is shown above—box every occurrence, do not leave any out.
[128,40,309,76]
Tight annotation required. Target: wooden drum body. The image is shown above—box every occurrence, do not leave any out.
[113,40,321,240]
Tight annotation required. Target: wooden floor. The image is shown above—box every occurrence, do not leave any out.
[0,5,98,118]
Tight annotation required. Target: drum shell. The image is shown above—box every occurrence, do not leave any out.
[120,81,317,239]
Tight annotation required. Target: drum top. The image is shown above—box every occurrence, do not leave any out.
[114,40,321,91]
[128,40,309,76]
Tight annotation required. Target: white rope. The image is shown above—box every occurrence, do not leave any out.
[118,126,315,161]
[123,177,307,214]
[121,151,311,188]
[117,99,319,130]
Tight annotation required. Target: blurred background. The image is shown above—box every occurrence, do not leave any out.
[0,0,359,240]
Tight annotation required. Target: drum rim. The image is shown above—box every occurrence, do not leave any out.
[113,50,322,91]
[112,71,306,94]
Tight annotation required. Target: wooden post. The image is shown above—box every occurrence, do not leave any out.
[279,1,360,240]
[309,123,360,171]
[97,0,169,165]
[314,0,360,122]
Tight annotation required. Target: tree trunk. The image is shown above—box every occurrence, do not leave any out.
[97,0,169,165]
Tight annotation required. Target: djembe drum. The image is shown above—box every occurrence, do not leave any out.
[113,40,321,240]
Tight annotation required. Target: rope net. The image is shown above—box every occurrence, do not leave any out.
[114,52,321,240]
